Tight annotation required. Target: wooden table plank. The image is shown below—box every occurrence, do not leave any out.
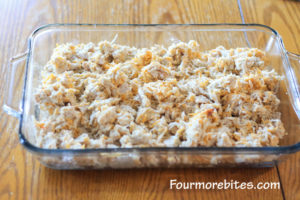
[31,168,282,200]
[0,0,285,199]
[241,0,300,199]
[240,0,300,53]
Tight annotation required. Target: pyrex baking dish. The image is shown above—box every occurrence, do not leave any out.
[3,24,300,169]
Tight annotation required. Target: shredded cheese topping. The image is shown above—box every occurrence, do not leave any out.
[34,41,287,149]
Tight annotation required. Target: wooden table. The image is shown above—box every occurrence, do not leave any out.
[0,0,299,199]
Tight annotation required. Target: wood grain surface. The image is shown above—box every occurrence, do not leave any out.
[0,0,299,199]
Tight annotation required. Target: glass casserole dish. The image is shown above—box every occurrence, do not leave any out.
[3,24,300,169]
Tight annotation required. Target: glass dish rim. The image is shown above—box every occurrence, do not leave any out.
[19,23,300,155]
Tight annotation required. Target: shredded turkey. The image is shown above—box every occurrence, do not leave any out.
[34,40,287,149]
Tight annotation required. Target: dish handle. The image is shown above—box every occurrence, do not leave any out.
[287,51,300,64]
[287,51,300,118]
[3,52,28,118]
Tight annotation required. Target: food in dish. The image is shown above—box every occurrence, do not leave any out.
[34,40,287,149]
